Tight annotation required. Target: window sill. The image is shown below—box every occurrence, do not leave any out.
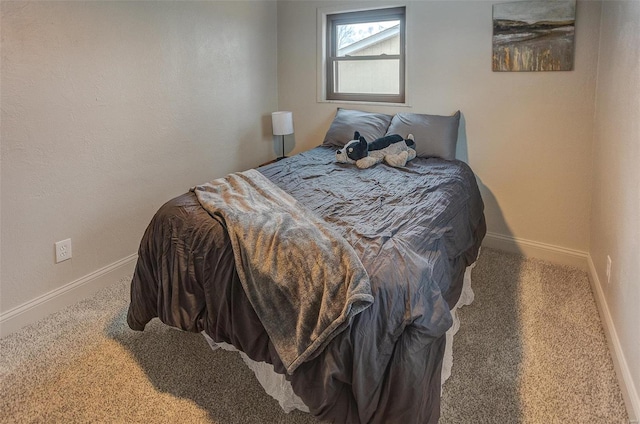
[317,99,412,108]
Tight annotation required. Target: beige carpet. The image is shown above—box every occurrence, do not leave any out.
[0,248,629,423]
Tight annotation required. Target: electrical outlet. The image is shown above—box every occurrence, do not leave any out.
[606,255,612,284]
[55,239,72,263]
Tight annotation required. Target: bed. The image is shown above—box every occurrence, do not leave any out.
[127,109,486,423]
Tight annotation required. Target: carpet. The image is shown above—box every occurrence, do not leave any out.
[0,248,629,423]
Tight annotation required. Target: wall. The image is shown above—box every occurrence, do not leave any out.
[0,1,278,325]
[277,0,601,262]
[590,0,640,419]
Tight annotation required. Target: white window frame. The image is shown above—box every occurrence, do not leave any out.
[317,4,409,106]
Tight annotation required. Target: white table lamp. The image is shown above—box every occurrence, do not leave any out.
[271,111,294,160]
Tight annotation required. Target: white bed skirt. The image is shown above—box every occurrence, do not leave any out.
[441,257,477,385]
[202,256,478,413]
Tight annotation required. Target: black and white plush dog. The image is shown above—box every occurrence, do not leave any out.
[336,131,416,169]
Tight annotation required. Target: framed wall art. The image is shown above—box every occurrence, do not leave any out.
[492,0,576,71]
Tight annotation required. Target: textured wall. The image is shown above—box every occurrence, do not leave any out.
[590,0,640,415]
[0,1,278,312]
[277,0,601,253]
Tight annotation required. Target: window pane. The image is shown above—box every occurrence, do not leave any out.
[336,21,400,57]
[333,59,400,95]
[325,7,405,103]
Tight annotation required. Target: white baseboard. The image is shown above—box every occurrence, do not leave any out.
[483,231,588,270]
[587,255,640,423]
[0,253,137,338]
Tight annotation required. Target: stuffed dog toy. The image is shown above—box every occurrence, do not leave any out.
[336,131,416,169]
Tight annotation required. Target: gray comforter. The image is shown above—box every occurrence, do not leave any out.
[127,146,485,423]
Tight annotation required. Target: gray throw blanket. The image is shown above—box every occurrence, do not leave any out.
[193,169,373,374]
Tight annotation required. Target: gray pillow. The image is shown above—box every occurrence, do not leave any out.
[385,111,461,160]
[322,108,393,148]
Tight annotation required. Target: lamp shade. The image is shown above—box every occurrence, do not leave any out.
[271,111,294,136]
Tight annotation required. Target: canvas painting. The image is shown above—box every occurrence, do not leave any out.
[492,1,575,71]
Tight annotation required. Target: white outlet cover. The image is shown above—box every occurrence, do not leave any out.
[55,239,72,263]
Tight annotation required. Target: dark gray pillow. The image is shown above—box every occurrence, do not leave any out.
[322,108,393,148]
[385,111,461,160]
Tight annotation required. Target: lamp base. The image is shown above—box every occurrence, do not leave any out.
[275,156,287,161]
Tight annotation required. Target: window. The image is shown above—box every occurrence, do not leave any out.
[326,7,405,103]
